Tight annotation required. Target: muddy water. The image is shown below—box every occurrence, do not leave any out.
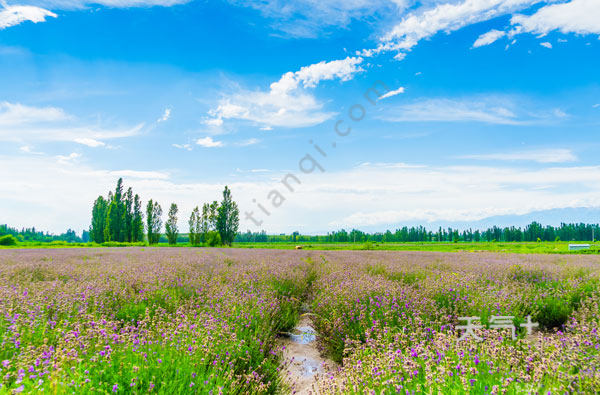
[280,314,336,394]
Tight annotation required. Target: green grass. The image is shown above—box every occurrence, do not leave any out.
[234,241,600,254]
[3,240,600,255]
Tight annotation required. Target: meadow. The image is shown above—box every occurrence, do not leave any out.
[4,241,600,255]
[0,248,599,393]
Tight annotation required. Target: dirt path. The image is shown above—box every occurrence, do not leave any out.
[279,314,336,394]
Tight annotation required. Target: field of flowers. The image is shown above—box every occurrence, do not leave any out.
[0,248,599,394]
[310,251,600,393]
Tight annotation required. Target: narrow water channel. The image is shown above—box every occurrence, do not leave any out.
[280,313,336,394]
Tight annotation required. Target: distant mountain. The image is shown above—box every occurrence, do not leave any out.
[357,207,600,233]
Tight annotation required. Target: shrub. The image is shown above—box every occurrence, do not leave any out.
[535,296,572,330]
[362,241,374,250]
[206,231,222,247]
[0,235,18,246]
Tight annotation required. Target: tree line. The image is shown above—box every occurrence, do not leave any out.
[236,222,600,243]
[0,224,88,243]
[89,178,239,246]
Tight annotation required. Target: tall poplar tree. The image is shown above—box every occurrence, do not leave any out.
[146,200,163,245]
[201,203,211,242]
[146,199,154,244]
[216,186,239,246]
[188,206,202,247]
[90,196,108,243]
[132,194,144,242]
[165,203,179,245]
[125,187,134,242]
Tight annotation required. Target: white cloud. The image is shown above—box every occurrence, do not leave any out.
[3,154,600,234]
[19,145,43,154]
[0,101,143,145]
[0,155,178,233]
[379,96,562,125]
[291,56,364,88]
[74,137,105,147]
[56,152,81,164]
[172,143,192,151]
[157,108,171,122]
[511,0,600,37]
[204,117,224,127]
[321,163,600,227]
[207,56,363,129]
[459,148,577,163]
[0,3,56,30]
[378,86,405,100]
[235,138,260,147]
[196,136,224,148]
[593,103,600,108]
[473,29,506,48]
[109,169,169,179]
[540,41,552,48]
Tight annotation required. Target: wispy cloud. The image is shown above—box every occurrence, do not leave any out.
[172,143,192,151]
[157,108,171,123]
[225,0,406,38]
[74,138,105,147]
[459,148,578,163]
[20,0,190,10]
[3,154,600,233]
[0,101,143,146]
[19,145,43,155]
[472,29,506,48]
[378,86,405,100]
[109,169,169,179]
[540,41,552,49]
[372,0,537,58]
[56,152,81,164]
[235,138,260,147]
[0,101,67,125]
[378,96,565,125]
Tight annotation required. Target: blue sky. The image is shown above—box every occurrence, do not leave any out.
[1,0,599,234]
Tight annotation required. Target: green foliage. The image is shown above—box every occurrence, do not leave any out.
[216,186,239,246]
[205,231,221,247]
[132,194,144,242]
[90,195,108,243]
[146,200,163,245]
[0,235,17,246]
[90,179,145,244]
[188,206,202,246]
[535,296,573,330]
[165,203,179,245]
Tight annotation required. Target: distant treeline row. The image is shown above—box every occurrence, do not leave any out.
[0,225,87,243]
[235,222,600,243]
[3,222,599,246]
